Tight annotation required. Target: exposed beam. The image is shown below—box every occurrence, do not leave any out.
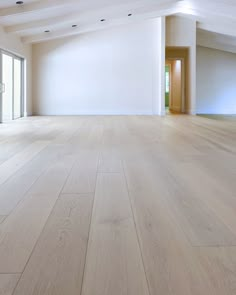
[197,29,236,54]
[179,0,236,19]
[177,2,236,37]
[22,6,179,44]
[178,5,234,22]
[5,12,75,34]
[0,0,77,18]
[197,22,236,38]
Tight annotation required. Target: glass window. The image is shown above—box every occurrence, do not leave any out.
[165,66,170,93]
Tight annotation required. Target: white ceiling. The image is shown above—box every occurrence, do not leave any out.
[0,0,236,47]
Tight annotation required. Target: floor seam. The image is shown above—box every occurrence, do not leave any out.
[79,130,103,295]
[122,159,152,295]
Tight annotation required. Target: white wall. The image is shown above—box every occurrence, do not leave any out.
[197,46,236,114]
[166,15,196,114]
[32,19,164,115]
[0,25,32,116]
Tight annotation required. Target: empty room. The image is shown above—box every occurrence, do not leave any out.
[0,1,236,295]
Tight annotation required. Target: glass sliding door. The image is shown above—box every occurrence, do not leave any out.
[0,50,24,123]
[2,53,13,121]
[13,58,22,119]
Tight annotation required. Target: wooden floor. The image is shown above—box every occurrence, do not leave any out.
[0,115,235,295]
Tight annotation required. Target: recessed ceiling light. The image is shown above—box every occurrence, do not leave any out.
[128,13,132,16]
[72,24,77,28]
[44,30,50,33]
[16,1,24,4]
[100,19,106,22]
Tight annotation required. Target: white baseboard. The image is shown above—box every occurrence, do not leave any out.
[33,110,155,116]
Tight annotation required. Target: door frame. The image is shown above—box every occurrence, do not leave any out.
[0,49,24,123]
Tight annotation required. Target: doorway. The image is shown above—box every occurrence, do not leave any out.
[165,47,189,114]
[0,50,24,123]
[165,59,184,114]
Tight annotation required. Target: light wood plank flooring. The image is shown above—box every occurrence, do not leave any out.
[0,115,235,295]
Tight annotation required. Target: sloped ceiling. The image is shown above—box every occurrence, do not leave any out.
[0,0,236,51]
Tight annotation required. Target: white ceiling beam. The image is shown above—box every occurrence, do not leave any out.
[5,12,77,34]
[197,29,236,54]
[176,2,236,37]
[0,0,77,18]
[22,5,179,44]
[179,0,236,19]
[22,20,133,44]
[197,22,236,38]
[178,4,234,21]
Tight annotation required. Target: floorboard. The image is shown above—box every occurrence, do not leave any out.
[0,141,49,186]
[81,173,149,295]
